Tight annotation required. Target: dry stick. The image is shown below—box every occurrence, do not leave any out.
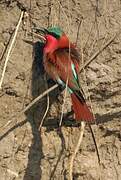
[88,124,100,163]
[58,0,71,127]
[0,11,24,89]
[38,75,50,130]
[1,84,58,129]
[17,84,57,114]
[1,31,119,129]
[83,21,96,52]
[38,94,49,130]
[69,26,85,180]
[79,31,120,72]
[82,43,101,168]
[83,61,101,164]
[0,32,14,63]
[69,121,85,180]
[56,0,70,28]
[59,78,69,127]
[75,19,83,45]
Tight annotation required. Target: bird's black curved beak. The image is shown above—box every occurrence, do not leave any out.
[34,27,48,34]
[32,27,48,41]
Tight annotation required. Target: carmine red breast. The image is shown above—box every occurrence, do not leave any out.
[44,35,58,54]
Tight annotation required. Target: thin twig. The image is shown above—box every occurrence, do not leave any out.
[69,121,85,180]
[59,79,69,127]
[59,0,71,126]
[1,84,58,129]
[56,0,70,29]
[76,19,83,45]
[88,124,100,164]
[81,35,101,166]
[0,11,24,89]
[0,32,14,63]
[80,32,120,71]
[38,94,49,130]
[22,84,57,114]
[38,75,50,130]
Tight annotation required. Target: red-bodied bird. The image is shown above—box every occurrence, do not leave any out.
[36,26,94,122]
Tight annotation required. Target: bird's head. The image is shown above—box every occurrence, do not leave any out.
[34,26,69,53]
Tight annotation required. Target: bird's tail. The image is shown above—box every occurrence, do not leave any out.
[71,93,94,122]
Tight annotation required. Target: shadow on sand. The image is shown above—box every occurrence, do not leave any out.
[23,41,64,180]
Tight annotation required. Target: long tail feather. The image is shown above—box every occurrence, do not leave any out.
[71,93,94,121]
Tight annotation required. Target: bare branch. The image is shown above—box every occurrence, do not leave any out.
[0,11,24,89]
[69,121,85,180]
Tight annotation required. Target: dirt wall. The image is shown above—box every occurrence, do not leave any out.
[0,1,121,180]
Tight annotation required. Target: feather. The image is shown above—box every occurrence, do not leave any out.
[44,48,80,91]
[71,93,94,121]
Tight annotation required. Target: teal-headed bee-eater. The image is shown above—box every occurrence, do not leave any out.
[35,26,94,122]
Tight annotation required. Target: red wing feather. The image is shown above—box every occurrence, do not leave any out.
[44,48,94,122]
[44,49,79,87]
[71,93,94,121]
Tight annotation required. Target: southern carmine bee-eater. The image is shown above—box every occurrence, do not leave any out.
[35,26,94,122]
